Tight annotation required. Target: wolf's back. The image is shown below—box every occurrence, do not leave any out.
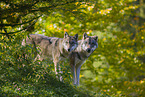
[22,34,53,45]
[22,34,60,59]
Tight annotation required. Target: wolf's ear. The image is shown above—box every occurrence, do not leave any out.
[83,33,89,39]
[64,32,69,38]
[74,34,78,40]
[93,36,98,41]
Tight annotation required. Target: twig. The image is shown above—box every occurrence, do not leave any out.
[0,15,41,27]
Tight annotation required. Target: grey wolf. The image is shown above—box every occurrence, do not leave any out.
[22,32,78,80]
[69,33,98,85]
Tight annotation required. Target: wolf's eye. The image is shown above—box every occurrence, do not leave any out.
[92,42,96,45]
[66,41,69,44]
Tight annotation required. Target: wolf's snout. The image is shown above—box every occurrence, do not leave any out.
[68,48,71,52]
[86,48,91,53]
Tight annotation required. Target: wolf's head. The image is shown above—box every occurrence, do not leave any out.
[81,33,98,53]
[63,32,78,52]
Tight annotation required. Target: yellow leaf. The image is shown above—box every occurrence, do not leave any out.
[49,24,53,28]
[80,74,84,78]
[118,44,121,47]
[117,91,121,94]
[119,59,124,64]
[124,81,128,84]
[103,38,106,41]
[140,80,144,84]
[130,23,133,26]
[141,36,144,39]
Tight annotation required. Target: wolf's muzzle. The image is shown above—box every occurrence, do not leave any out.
[68,48,71,52]
[86,48,91,53]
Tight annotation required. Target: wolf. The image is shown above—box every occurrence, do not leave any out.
[22,32,78,80]
[69,33,98,85]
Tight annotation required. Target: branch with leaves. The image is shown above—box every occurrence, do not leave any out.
[0,15,41,37]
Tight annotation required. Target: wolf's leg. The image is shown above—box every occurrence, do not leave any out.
[54,60,63,81]
[76,64,82,86]
[53,54,61,80]
[58,63,63,81]
[73,66,77,85]
[54,62,63,81]
[54,61,58,75]
[70,56,77,85]
[71,64,76,85]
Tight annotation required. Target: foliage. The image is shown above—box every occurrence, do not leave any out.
[1,0,145,96]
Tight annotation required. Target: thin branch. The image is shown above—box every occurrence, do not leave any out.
[30,0,77,12]
[0,15,42,27]
[0,15,41,35]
